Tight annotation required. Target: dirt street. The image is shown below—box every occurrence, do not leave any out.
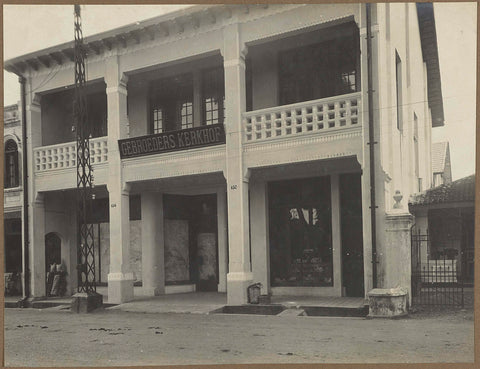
[4,307,474,366]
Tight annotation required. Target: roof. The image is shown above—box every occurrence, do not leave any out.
[431,141,449,173]
[3,4,240,75]
[416,3,445,127]
[409,174,475,207]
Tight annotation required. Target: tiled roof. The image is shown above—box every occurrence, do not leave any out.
[432,141,448,173]
[409,174,475,206]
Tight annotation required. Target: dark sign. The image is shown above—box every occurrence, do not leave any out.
[118,123,226,159]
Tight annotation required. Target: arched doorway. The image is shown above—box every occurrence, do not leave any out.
[45,233,61,295]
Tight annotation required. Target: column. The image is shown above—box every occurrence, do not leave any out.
[141,193,165,296]
[216,189,228,292]
[330,174,343,295]
[250,181,269,295]
[25,92,46,298]
[106,56,135,303]
[29,193,46,297]
[223,23,253,305]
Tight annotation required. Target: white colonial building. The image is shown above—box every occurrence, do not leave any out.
[4,4,443,305]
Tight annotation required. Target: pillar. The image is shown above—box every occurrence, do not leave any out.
[223,23,253,305]
[106,56,134,303]
[141,193,165,296]
[216,189,228,292]
[330,174,343,295]
[250,181,269,295]
[25,92,45,298]
[29,193,46,297]
[384,209,414,303]
[193,70,203,127]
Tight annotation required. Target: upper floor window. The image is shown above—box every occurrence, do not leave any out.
[152,107,164,134]
[413,113,419,179]
[150,73,193,133]
[279,31,359,106]
[180,101,194,130]
[202,67,225,125]
[396,51,403,131]
[5,140,19,188]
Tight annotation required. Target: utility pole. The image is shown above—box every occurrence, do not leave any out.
[71,4,103,312]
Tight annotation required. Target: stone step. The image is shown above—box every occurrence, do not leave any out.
[277,308,305,317]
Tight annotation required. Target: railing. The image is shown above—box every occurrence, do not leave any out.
[243,92,361,143]
[34,136,108,172]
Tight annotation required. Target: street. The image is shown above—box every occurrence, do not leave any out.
[4,307,474,366]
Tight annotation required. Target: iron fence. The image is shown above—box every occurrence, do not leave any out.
[411,228,464,307]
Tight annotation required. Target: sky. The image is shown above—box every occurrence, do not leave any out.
[3,3,477,181]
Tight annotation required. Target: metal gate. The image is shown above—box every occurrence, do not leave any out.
[411,228,464,307]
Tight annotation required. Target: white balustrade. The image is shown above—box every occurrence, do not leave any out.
[243,92,361,142]
[34,136,108,172]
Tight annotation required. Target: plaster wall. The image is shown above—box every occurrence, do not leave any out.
[377,3,432,204]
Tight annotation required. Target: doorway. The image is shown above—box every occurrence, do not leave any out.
[268,176,333,287]
[163,194,218,291]
[45,232,61,294]
[339,173,364,297]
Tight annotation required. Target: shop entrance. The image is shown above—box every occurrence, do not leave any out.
[164,194,218,291]
[339,173,364,297]
[268,177,333,287]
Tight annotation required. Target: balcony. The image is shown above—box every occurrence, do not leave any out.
[242,93,363,168]
[243,92,361,143]
[32,137,109,192]
[34,137,108,173]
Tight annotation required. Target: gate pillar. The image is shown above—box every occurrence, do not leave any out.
[384,210,414,305]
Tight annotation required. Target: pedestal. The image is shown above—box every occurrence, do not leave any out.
[367,287,408,318]
[71,292,103,313]
[227,272,254,305]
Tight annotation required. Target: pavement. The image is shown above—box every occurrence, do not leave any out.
[3,305,474,366]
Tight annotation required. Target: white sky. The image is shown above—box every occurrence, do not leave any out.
[3,3,477,181]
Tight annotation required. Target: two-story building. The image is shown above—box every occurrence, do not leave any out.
[4,3,443,305]
[4,103,24,295]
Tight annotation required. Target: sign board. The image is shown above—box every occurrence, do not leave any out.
[118,123,226,159]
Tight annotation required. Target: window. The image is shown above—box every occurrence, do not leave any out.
[150,73,193,133]
[279,26,359,105]
[396,51,403,131]
[152,107,164,133]
[180,101,193,130]
[202,67,225,125]
[5,140,19,188]
[413,113,420,187]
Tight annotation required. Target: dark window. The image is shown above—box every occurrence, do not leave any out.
[413,113,420,185]
[87,91,108,138]
[4,219,22,274]
[396,51,403,131]
[279,29,359,105]
[150,73,193,133]
[202,67,225,125]
[246,58,253,112]
[129,195,142,221]
[5,140,19,188]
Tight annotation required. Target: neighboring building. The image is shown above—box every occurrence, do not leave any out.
[4,4,443,305]
[409,174,475,285]
[4,103,23,295]
[431,141,452,187]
